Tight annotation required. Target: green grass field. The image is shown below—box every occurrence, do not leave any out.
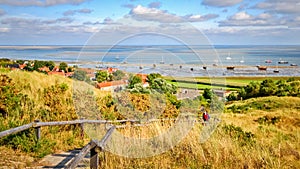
[166,76,300,90]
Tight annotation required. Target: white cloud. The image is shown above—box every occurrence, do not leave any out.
[0,28,10,33]
[129,5,218,23]
[130,5,182,23]
[254,0,300,14]
[218,11,288,27]
[219,10,300,28]
[0,0,89,7]
[204,27,300,45]
[202,0,243,7]
[184,14,219,22]
[231,11,252,20]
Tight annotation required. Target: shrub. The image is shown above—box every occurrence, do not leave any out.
[222,124,255,146]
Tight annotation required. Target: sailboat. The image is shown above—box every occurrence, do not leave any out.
[160,56,164,64]
[226,53,232,60]
[240,56,244,63]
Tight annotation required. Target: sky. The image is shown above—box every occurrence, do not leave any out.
[0,0,299,45]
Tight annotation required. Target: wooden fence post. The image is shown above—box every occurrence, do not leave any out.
[90,146,100,169]
[34,119,41,141]
[80,118,84,139]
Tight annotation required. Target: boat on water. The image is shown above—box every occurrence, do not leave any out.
[160,56,164,64]
[240,56,244,63]
[273,69,279,73]
[278,61,288,64]
[115,55,119,60]
[290,63,298,66]
[265,60,272,63]
[203,66,207,70]
[226,66,235,70]
[278,59,288,64]
[226,53,232,60]
[257,66,267,71]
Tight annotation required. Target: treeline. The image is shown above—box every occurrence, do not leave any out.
[0,58,74,73]
[227,78,300,101]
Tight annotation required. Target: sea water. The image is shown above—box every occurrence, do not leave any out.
[0,45,299,77]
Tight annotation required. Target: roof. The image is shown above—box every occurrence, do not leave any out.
[48,71,65,76]
[107,67,118,73]
[136,73,148,83]
[38,66,50,72]
[19,64,26,69]
[96,80,127,88]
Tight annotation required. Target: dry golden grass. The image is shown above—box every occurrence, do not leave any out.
[1,70,299,168]
[93,96,300,169]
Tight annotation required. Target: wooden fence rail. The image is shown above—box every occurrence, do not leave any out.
[0,116,201,169]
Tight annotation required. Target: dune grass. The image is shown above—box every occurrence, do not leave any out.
[0,70,299,168]
[83,96,300,169]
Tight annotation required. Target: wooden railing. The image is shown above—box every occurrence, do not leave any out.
[0,119,139,169]
[0,117,198,169]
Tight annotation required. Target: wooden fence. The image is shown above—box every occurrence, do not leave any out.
[0,117,199,169]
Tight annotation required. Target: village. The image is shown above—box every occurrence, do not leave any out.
[2,59,151,91]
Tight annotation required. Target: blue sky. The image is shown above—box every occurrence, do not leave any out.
[0,0,299,45]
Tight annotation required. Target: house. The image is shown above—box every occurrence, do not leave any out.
[52,66,60,72]
[107,67,118,73]
[19,64,26,69]
[213,89,232,98]
[136,73,149,87]
[96,80,127,91]
[79,68,96,80]
[38,66,50,72]
[48,71,66,76]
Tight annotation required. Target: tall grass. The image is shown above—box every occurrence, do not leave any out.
[0,70,299,168]
[0,70,87,159]
[93,96,300,168]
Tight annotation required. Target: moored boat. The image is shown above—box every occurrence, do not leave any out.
[226,66,235,70]
[265,60,272,63]
[257,66,267,70]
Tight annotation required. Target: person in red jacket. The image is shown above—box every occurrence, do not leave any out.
[202,111,210,123]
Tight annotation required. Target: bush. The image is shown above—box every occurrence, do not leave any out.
[256,115,281,125]
[222,124,255,146]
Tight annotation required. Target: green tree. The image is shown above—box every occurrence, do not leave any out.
[150,78,177,94]
[72,70,88,81]
[289,81,300,96]
[33,60,46,70]
[147,73,162,85]
[259,79,277,96]
[59,62,68,72]
[244,81,260,98]
[276,80,290,96]
[112,70,125,81]
[45,61,55,71]
[128,75,142,89]
[129,83,151,94]
[203,88,213,100]
[96,70,110,83]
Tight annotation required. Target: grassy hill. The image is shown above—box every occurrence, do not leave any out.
[0,69,299,168]
[95,96,300,168]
